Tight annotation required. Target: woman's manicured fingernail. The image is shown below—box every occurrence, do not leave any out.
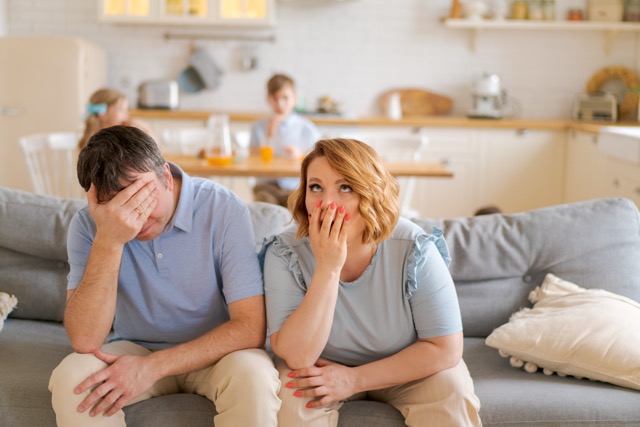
[286,382,294,388]
[288,372,295,378]
[316,200,322,208]
[306,403,312,408]
[294,391,302,397]
[339,206,345,213]
[330,202,336,210]
[345,214,351,221]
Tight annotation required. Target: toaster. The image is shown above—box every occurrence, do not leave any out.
[572,92,618,122]
[138,80,179,110]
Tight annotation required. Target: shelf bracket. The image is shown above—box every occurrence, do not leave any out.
[603,30,619,55]
[469,28,479,52]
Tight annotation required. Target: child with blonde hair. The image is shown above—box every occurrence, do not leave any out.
[78,88,154,150]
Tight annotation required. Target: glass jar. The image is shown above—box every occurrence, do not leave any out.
[511,0,528,19]
[527,0,543,19]
[625,0,640,22]
[567,8,584,20]
[542,0,556,20]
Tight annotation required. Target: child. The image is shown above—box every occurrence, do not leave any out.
[249,73,321,207]
[78,88,154,150]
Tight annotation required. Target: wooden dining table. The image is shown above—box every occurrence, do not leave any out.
[164,154,454,179]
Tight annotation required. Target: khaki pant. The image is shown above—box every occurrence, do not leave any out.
[275,357,481,427]
[49,341,281,427]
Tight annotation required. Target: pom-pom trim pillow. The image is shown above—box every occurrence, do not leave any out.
[486,273,640,391]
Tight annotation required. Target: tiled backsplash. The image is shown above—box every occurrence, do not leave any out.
[6,0,637,119]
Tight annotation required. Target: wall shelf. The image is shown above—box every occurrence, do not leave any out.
[443,18,640,53]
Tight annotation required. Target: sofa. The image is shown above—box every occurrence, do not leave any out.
[1,185,640,426]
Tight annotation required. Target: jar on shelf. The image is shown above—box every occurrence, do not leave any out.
[528,0,544,19]
[542,0,556,20]
[625,0,640,21]
[511,0,528,19]
[567,8,584,20]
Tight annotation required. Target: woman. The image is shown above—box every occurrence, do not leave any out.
[78,88,154,150]
[261,138,481,426]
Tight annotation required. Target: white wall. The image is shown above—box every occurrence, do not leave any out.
[0,0,7,36]
[6,0,639,119]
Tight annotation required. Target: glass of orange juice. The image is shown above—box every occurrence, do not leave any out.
[260,138,274,163]
[205,115,233,166]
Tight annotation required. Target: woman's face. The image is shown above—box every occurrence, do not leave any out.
[100,97,129,128]
[305,156,364,245]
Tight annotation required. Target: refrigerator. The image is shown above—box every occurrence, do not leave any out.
[0,36,107,192]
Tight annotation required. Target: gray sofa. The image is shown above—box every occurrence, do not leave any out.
[1,185,640,426]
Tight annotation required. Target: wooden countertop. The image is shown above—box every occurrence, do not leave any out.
[130,109,640,132]
[164,154,453,178]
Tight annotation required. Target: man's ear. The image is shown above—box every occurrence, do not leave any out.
[164,163,174,190]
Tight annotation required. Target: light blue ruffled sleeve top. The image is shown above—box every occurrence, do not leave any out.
[261,217,462,367]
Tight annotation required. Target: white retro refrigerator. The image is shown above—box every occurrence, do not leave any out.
[0,36,107,192]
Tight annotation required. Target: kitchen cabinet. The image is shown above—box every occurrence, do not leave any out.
[418,128,481,218]
[100,0,153,22]
[564,130,608,203]
[479,129,565,213]
[564,130,640,207]
[99,0,275,26]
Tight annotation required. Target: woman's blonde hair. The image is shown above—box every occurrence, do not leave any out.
[288,138,400,244]
[78,88,126,150]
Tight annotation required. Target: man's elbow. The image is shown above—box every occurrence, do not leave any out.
[68,336,102,354]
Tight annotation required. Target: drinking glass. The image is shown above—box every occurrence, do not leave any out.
[260,137,274,163]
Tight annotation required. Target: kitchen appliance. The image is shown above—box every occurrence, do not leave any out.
[468,72,506,119]
[0,37,107,192]
[138,80,179,109]
[572,92,618,122]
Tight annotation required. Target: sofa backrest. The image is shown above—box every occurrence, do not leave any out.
[413,197,640,338]
[0,187,291,323]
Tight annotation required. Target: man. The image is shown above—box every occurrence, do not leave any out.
[49,126,280,426]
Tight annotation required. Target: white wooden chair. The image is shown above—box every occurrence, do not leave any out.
[341,130,429,217]
[19,132,85,199]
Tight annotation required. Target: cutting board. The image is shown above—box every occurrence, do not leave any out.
[378,88,453,117]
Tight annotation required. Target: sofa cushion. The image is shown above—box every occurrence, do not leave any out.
[485,273,640,391]
[414,198,640,338]
[0,187,84,261]
[0,187,85,322]
[464,338,640,426]
[247,201,292,250]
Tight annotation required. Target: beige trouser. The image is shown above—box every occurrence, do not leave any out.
[276,357,482,427]
[49,341,281,427]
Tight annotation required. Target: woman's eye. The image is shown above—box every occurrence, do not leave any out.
[308,184,322,192]
[340,184,352,193]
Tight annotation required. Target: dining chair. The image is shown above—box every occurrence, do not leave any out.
[341,130,429,217]
[18,132,85,199]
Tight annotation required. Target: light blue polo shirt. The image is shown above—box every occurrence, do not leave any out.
[67,163,264,350]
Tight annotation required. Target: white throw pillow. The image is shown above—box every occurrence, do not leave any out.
[0,292,18,332]
[485,273,640,391]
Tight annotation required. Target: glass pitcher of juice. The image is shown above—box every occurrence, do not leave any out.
[205,114,233,166]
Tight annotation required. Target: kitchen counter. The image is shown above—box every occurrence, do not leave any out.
[130,109,640,132]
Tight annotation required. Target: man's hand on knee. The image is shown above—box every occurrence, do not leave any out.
[74,350,160,417]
